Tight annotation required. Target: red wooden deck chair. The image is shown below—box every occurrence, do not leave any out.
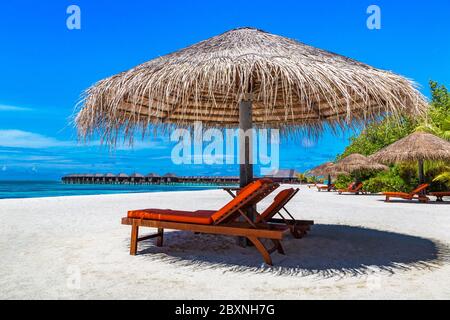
[429,191,450,202]
[338,182,363,195]
[317,184,336,192]
[224,187,314,238]
[255,188,314,238]
[383,184,430,203]
[123,179,302,265]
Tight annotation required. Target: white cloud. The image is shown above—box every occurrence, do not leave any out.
[0,130,73,149]
[1,165,6,171]
[84,139,169,151]
[0,104,32,112]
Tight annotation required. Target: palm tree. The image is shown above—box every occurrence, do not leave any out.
[416,115,450,141]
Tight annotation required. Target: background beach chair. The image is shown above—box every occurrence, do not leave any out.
[338,182,364,195]
[316,184,336,192]
[429,192,450,202]
[383,184,430,203]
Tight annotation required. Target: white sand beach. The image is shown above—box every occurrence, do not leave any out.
[1,185,450,300]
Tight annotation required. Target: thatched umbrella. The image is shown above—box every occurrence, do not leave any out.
[335,154,388,174]
[371,131,450,184]
[75,27,426,189]
[309,162,347,187]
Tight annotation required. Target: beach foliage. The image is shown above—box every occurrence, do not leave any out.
[416,81,450,140]
[334,174,354,190]
[363,166,410,193]
[335,81,450,193]
[337,116,416,159]
[296,173,308,183]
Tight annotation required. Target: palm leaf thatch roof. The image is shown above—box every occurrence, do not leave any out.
[370,131,450,163]
[75,27,427,145]
[335,153,388,173]
[308,162,347,177]
[146,173,160,178]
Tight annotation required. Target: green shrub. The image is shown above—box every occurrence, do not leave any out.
[334,174,353,189]
[363,171,406,193]
[296,173,306,183]
[305,175,324,184]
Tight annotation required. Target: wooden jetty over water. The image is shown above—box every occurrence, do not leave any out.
[61,169,300,185]
[62,173,240,185]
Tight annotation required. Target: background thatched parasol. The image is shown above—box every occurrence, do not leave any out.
[308,162,348,187]
[371,131,450,183]
[75,27,426,190]
[309,162,347,176]
[335,154,388,173]
[309,162,333,176]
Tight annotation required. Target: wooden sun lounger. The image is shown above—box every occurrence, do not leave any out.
[428,192,450,202]
[383,184,430,203]
[316,184,336,192]
[338,182,364,195]
[224,187,314,238]
[123,179,311,265]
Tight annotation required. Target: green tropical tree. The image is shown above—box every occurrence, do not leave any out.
[334,81,450,193]
[416,81,450,140]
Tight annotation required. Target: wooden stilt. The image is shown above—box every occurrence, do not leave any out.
[157,228,164,247]
[130,222,139,255]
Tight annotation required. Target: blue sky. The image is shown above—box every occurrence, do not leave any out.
[0,0,449,180]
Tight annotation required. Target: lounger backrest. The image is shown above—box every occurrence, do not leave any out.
[353,183,363,191]
[256,188,297,223]
[411,184,429,195]
[211,179,275,223]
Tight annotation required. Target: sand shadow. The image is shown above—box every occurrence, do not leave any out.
[133,224,450,277]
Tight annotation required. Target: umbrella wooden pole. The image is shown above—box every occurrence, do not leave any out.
[418,159,425,185]
[238,93,254,247]
[239,94,254,188]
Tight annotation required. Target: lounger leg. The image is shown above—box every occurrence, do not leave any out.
[271,240,285,255]
[247,236,273,266]
[157,228,164,247]
[291,226,304,239]
[130,223,139,255]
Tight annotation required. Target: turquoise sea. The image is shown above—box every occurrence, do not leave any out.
[0,181,229,199]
